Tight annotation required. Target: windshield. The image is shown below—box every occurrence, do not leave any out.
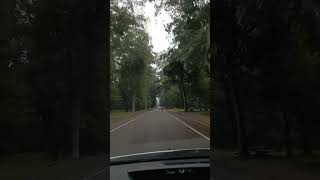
[110,0,210,157]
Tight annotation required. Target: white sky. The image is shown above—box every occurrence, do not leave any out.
[130,1,172,71]
[142,1,173,53]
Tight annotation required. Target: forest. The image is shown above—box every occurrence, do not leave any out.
[1,0,320,171]
[111,0,210,113]
[213,0,320,158]
[0,0,210,163]
[1,0,108,161]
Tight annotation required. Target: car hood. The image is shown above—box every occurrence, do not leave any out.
[110,148,210,165]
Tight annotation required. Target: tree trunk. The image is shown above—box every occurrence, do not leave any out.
[164,88,166,108]
[234,91,248,158]
[72,98,80,160]
[301,128,312,156]
[284,111,292,157]
[227,70,248,158]
[224,78,237,150]
[178,86,183,109]
[144,79,147,110]
[71,45,81,160]
[43,111,58,161]
[181,86,188,112]
[198,98,201,111]
[178,85,186,111]
[69,0,86,160]
[299,113,312,155]
[132,94,136,112]
[96,0,109,154]
[185,88,189,112]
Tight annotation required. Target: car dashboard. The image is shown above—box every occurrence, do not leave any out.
[111,158,209,180]
[110,149,210,180]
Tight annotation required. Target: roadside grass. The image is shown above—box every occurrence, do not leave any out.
[110,110,129,120]
[110,110,134,125]
[110,110,146,124]
[170,108,209,113]
[170,108,209,117]
[171,108,185,112]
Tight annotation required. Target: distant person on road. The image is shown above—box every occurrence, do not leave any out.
[161,107,163,111]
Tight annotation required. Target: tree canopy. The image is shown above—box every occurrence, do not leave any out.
[213,0,320,158]
[155,0,210,112]
[111,0,158,112]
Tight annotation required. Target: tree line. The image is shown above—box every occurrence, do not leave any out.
[155,0,210,112]
[0,0,108,160]
[110,0,159,112]
[213,0,320,158]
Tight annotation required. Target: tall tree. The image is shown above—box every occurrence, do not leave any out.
[213,0,320,158]
[111,0,153,112]
[156,0,210,112]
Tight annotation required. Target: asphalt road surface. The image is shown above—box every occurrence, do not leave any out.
[110,109,210,157]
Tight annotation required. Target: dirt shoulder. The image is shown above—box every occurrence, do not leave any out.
[167,109,210,138]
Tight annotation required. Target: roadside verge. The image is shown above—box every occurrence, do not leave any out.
[166,109,210,140]
[110,110,148,130]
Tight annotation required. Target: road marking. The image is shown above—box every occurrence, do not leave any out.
[110,109,157,133]
[181,115,209,127]
[196,121,209,127]
[111,148,210,159]
[110,112,147,133]
[167,112,210,141]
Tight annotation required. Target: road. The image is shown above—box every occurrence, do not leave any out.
[110,109,210,157]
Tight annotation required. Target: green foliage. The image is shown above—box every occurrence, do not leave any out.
[111,0,158,111]
[213,0,320,154]
[1,0,109,158]
[160,85,182,108]
[156,0,210,111]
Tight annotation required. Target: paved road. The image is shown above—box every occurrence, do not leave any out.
[110,109,210,157]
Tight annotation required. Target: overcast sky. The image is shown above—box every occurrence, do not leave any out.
[142,1,173,53]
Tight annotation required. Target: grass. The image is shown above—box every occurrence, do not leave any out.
[171,108,185,112]
[110,110,135,125]
[110,110,146,124]
[110,110,130,121]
